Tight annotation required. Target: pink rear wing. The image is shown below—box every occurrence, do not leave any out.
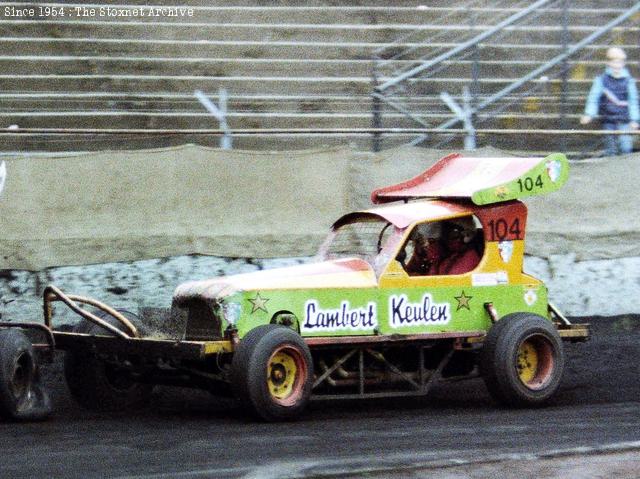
[371,152,569,206]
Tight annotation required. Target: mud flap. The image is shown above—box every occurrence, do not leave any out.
[0,329,53,421]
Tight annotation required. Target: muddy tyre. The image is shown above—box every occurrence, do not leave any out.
[231,324,313,421]
[64,310,152,412]
[481,313,564,407]
[0,329,52,421]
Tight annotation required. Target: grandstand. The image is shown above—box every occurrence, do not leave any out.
[1,1,639,154]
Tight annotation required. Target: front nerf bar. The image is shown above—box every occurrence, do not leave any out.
[43,284,139,339]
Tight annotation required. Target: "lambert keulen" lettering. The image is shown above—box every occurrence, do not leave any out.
[389,294,450,327]
[303,300,377,332]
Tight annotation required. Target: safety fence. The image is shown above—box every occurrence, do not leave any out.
[0,144,637,270]
[3,127,640,158]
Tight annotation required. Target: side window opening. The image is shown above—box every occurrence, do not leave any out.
[398,216,483,277]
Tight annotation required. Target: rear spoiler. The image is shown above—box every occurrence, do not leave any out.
[371,152,569,206]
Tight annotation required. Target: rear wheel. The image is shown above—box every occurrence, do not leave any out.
[231,325,313,421]
[0,329,52,421]
[481,313,564,407]
[64,310,152,411]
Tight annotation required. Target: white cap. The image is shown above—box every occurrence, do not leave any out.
[607,47,626,61]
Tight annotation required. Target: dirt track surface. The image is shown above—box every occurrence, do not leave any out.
[1,316,639,479]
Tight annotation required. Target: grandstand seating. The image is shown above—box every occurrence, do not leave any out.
[1,1,639,154]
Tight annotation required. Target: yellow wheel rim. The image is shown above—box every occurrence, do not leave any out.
[517,341,539,384]
[267,350,298,401]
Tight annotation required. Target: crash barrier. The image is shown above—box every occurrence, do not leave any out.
[0,144,638,270]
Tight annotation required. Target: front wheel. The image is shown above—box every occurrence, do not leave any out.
[480,313,565,407]
[231,325,313,421]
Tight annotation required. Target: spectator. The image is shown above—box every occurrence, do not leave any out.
[580,47,639,156]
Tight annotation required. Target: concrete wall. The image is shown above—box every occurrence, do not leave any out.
[2,145,638,270]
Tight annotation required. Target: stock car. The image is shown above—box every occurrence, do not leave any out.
[0,152,589,421]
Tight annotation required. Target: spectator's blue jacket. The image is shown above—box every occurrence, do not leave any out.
[584,67,640,123]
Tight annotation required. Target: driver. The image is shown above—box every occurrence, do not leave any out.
[437,217,481,275]
[404,223,443,276]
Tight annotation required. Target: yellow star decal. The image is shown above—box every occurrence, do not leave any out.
[455,291,473,311]
[248,292,270,314]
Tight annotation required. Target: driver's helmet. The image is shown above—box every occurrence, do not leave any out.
[444,216,476,245]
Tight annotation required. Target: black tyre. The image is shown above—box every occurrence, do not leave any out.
[0,329,52,421]
[481,313,565,407]
[231,324,313,421]
[64,310,152,411]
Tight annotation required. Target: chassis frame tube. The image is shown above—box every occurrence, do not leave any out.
[312,345,455,400]
[43,284,139,338]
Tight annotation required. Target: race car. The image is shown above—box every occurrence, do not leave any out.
[0,152,589,421]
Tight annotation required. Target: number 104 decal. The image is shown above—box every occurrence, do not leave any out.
[516,174,544,193]
[487,217,521,241]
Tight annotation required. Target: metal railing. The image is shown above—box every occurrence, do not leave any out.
[3,2,640,156]
[370,1,640,153]
[5,127,640,136]
[3,127,638,158]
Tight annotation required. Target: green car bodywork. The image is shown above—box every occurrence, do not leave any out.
[36,152,589,422]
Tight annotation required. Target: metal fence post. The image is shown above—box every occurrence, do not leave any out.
[0,161,5,197]
[219,89,232,150]
[440,88,476,150]
[559,0,570,152]
[371,60,382,152]
[195,89,232,150]
[462,87,476,150]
